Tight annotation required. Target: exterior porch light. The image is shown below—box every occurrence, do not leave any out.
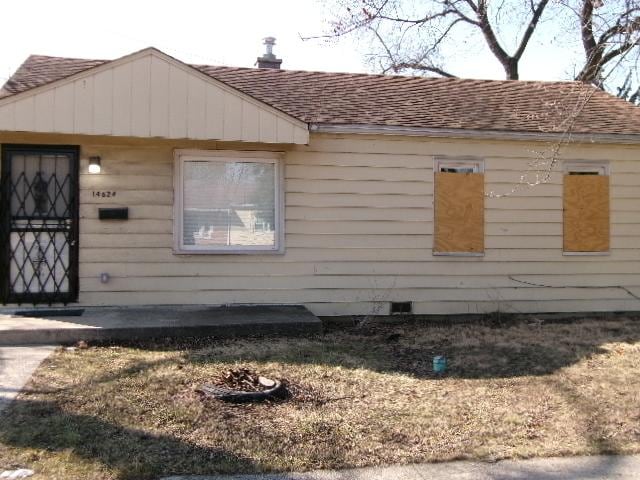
[88,156,101,174]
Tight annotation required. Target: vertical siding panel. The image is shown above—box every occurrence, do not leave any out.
[241,101,260,142]
[74,76,94,134]
[168,65,188,139]
[294,125,309,145]
[54,83,75,133]
[223,92,242,140]
[187,76,206,139]
[93,69,113,135]
[131,56,151,138]
[112,63,133,136]
[205,85,223,139]
[34,90,55,132]
[14,96,35,131]
[150,56,170,138]
[0,56,307,144]
[276,117,294,143]
[0,103,15,131]
[259,110,277,143]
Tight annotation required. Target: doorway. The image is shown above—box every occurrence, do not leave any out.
[1,145,79,304]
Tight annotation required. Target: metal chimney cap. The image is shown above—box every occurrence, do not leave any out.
[257,36,282,69]
[263,37,277,57]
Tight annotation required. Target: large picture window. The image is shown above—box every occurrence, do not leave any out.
[174,150,283,253]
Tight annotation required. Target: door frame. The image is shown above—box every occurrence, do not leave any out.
[0,144,80,305]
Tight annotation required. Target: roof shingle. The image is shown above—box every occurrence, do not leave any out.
[2,52,640,135]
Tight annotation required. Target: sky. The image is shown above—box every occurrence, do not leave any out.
[0,0,583,87]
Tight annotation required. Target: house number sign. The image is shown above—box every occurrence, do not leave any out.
[92,191,117,198]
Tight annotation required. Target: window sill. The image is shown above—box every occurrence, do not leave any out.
[173,248,284,255]
[433,251,485,257]
[562,251,610,256]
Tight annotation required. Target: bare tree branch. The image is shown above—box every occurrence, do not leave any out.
[576,1,640,84]
[310,0,640,99]
[386,62,458,77]
[370,25,458,77]
[477,0,515,78]
[581,0,598,63]
[514,0,550,61]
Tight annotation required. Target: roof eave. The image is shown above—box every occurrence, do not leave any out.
[310,123,640,145]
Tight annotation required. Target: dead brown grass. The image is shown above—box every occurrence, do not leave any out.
[1,317,640,479]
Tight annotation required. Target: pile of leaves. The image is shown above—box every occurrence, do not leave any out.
[216,368,270,392]
[202,367,325,405]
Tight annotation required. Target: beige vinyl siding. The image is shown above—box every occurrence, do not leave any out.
[2,131,640,315]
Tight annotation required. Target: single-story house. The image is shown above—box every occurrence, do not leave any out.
[1,46,640,316]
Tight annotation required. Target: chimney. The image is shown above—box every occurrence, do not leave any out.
[256,37,282,69]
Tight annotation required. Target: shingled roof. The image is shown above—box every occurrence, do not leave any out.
[2,52,640,136]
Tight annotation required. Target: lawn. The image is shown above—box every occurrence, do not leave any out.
[1,317,640,480]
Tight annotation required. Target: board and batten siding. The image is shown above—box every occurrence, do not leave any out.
[68,133,640,316]
[0,49,308,145]
[3,132,640,315]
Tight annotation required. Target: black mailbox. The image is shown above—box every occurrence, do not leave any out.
[99,208,129,220]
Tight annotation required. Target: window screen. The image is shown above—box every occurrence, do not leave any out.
[439,166,476,174]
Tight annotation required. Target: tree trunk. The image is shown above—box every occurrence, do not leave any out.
[505,58,519,80]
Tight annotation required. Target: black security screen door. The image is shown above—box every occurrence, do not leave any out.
[0,145,79,305]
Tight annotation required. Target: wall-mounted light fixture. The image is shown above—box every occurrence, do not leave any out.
[88,156,101,174]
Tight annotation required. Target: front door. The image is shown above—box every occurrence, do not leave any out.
[0,145,79,305]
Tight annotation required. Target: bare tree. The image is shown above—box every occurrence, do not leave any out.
[576,0,640,85]
[315,0,640,93]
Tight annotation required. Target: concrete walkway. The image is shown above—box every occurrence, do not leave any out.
[0,345,55,413]
[0,305,321,346]
[162,455,640,480]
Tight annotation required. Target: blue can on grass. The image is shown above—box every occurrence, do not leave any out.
[433,355,447,374]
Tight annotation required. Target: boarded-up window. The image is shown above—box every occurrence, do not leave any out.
[433,160,484,254]
[563,165,610,253]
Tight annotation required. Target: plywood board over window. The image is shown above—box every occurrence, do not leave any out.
[563,167,610,253]
[434,159,484,255]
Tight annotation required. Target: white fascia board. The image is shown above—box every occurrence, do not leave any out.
[309,123,640,145]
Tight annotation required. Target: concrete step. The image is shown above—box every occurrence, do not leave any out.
[0,305,322,346]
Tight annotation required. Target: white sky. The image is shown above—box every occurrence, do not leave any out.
[0,0,578,86]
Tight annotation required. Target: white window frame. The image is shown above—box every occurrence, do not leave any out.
[434,156,485,174]
[563,160,609,176]
[562,160,610,256]
[173,149,284,254]
[433,156,485,257]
